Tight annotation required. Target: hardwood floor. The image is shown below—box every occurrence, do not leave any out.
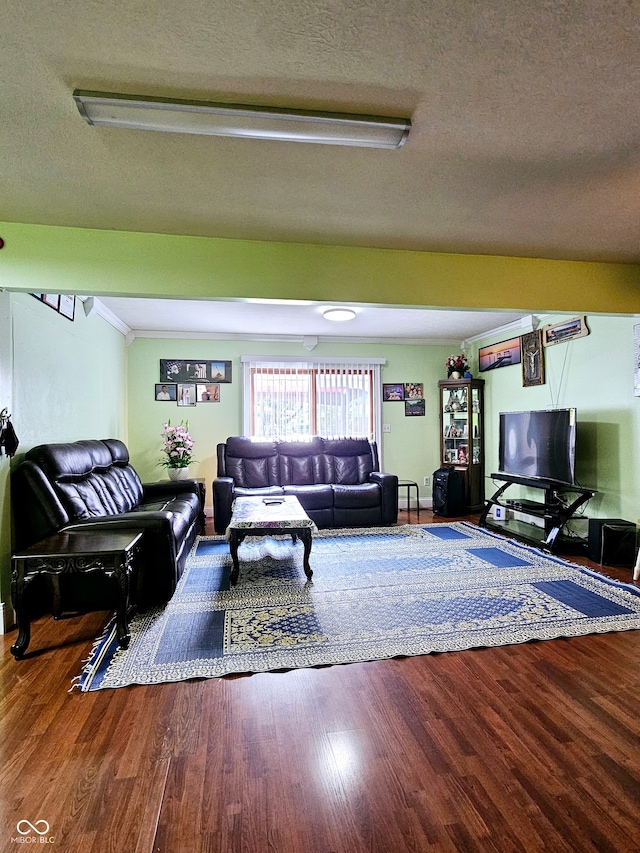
[1,511,640,852]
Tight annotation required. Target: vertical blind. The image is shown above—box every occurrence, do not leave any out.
[241,356,384,443]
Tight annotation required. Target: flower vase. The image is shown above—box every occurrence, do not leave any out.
[168,466,190,481]
[449,371,461,380]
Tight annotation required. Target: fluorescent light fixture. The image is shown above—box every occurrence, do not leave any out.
[323,308,357,322]
[72,90,411,149]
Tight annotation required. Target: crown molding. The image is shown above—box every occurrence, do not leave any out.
[128,329,464,346]
[462,314,549,347]
[79,296,132,336]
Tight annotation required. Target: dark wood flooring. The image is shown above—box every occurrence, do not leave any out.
[1,510,640,852]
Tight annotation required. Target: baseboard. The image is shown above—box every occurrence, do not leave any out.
[400,498,432,510]
[0,600,15,634]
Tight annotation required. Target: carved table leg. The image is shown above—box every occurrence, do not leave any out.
[229,531,243,585]
[300,530,313,579]
[51,575,63,619]
[10,567,30,659]
[113,558,131,649]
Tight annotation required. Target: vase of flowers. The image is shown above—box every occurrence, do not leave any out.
[160,420,194,480]
[445,353,470,379]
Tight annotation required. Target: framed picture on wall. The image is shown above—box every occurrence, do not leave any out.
[197,383,220,402]
[521,330,545,387]
[209,361,232,383]
[42,293,60,310]
[383,383,404,401]
[160,359,232,383]
[542,316,589,347]
[155,383,177,401]
[405,399,425,416]
[478,336,522,371]
[404,383,423,399]
[58,295,76,320]
[177,383,196,407]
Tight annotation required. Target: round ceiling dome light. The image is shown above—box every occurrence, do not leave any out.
[322,307,357,322]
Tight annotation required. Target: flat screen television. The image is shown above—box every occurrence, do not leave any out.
[498,408,577,485]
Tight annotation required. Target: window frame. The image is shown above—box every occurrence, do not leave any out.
[241,355,385,451]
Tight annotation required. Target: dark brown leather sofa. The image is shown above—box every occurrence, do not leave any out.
[11,439,204,607]
[213,436,398,534]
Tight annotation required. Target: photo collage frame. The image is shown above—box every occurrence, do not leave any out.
[383,382,425,416]
[156,360,232,406]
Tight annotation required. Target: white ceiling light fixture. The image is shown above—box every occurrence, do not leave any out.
[72,91,411,149]
[322,307,357,322]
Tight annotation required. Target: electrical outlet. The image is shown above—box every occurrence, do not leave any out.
[423,476,430,487]
[383,423,391,433]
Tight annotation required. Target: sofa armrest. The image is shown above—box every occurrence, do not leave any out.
[143,480,200,500]
[213,477,235,534]
[143,479,205,534]
[369,472,399,525]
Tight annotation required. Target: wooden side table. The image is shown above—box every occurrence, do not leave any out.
[398,479,420,518]
[10,529,143,660]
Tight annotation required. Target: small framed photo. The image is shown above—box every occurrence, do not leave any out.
[58,295,76,321]
[383,383,405,401]
[155,383,177,401]
[209,361,232,383]
[542,316,589,347]
[405,399,425,417]
[197,383,220,402]
[42,293,60,310]
[404,382,423,399]
[177,383,196,407]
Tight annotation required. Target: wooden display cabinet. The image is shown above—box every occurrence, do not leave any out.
[438,378,485,511]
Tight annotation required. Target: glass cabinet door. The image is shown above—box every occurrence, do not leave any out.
[438,378,485,511]
[471,385,481,465]
[442,385,469,466]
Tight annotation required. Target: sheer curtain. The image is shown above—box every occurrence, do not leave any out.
[241,356,384,444]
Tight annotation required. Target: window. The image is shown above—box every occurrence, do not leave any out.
[242,356,384,443]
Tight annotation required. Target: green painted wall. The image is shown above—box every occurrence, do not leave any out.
[126,337,452,508]
[470,314,640,526]
[11,294,127,446]
[0,293,127,614]
[0,291,12,626]
[2,221,640,314]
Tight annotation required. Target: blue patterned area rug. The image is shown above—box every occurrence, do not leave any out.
[76,522,640,691]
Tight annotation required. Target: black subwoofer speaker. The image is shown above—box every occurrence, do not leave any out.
[588,518,637,565]
[432,467,465,517]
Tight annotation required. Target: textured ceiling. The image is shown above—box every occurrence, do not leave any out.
[2,0,640,263]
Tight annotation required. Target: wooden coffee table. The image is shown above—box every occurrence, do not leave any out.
[226,495,317,585]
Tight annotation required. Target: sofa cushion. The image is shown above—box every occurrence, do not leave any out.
[224,438,279,488]
[234,486,284,498]
[282,484,334,510]
[332,483,381,508]
[278,438,325,485]
[321,438,375,485]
